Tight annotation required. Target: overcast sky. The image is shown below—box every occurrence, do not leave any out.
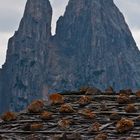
[0,0,140,68]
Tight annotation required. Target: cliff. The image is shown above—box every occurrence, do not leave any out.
[50,0,140,91]
[0,0,140,112]
[0,0,52,112]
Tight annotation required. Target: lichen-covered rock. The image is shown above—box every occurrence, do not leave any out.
[30,123,43,131]
[58,118,71,130]
[88,122,101,133]
[95,133,108,140]
[59,104,75,113]
[78,109,96,119]
[28,100,44,113]
[0,92,139,139]
[22,123,43,131]
[78,95,91,106]
[117,94,131,104]
[40,111,53,120]
[49,93,64,105]
[125,104,137,113]
[116,118,134,133]
[1,112,17,122]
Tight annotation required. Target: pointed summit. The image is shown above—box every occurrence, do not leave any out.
[56,0,133,43]
[17,0,52,40]
[1,0,140,113]
[52,0,140,90]
[24,0,52,19]
[0,0,52,113]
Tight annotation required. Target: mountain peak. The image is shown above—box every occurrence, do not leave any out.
[56,0,123,38]
[1,0,140,113]
[24,0,52,20]
[17,0,52,38]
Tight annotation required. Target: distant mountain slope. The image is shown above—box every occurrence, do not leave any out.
[0,0,140,113]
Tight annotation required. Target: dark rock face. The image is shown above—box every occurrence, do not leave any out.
[47,0,140,91]
[0,0,52,112]
[1,0,140,112]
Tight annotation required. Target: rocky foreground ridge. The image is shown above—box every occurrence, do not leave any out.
[0,87,140,140]
[1,0,140,113]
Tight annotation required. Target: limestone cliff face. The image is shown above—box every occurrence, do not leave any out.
[1,0,140,112]
[47,0,140,91]
[0,0,52,112]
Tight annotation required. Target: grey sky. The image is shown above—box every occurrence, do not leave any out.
[0,0,140,67]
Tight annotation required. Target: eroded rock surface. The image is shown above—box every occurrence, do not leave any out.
[1,0,140,112]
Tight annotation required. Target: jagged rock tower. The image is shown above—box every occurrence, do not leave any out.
[0,0,52,112]
[0,0,140,112]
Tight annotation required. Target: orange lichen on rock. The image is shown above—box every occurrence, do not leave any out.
[1,112,17,122]
[59,104,75,113]
[117,94,130,104]
[78,109,96,119]
[30,123,43,131]
[78,95,91,106]
[116,118,134,133]
[88,122,101,133]
[49,93,64,105]
[125,104,137,113]
[28,100,44,113]
[58,118,71,129]
[95,133,108,140]
[40,111,53,120]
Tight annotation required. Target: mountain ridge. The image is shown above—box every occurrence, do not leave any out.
[0,0,140,113]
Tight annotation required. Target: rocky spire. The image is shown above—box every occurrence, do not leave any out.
[18,0,52,40]
[51,0,140,91]
[56,0,135,45]
[1,0,140,113]
[0,0,52,112]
